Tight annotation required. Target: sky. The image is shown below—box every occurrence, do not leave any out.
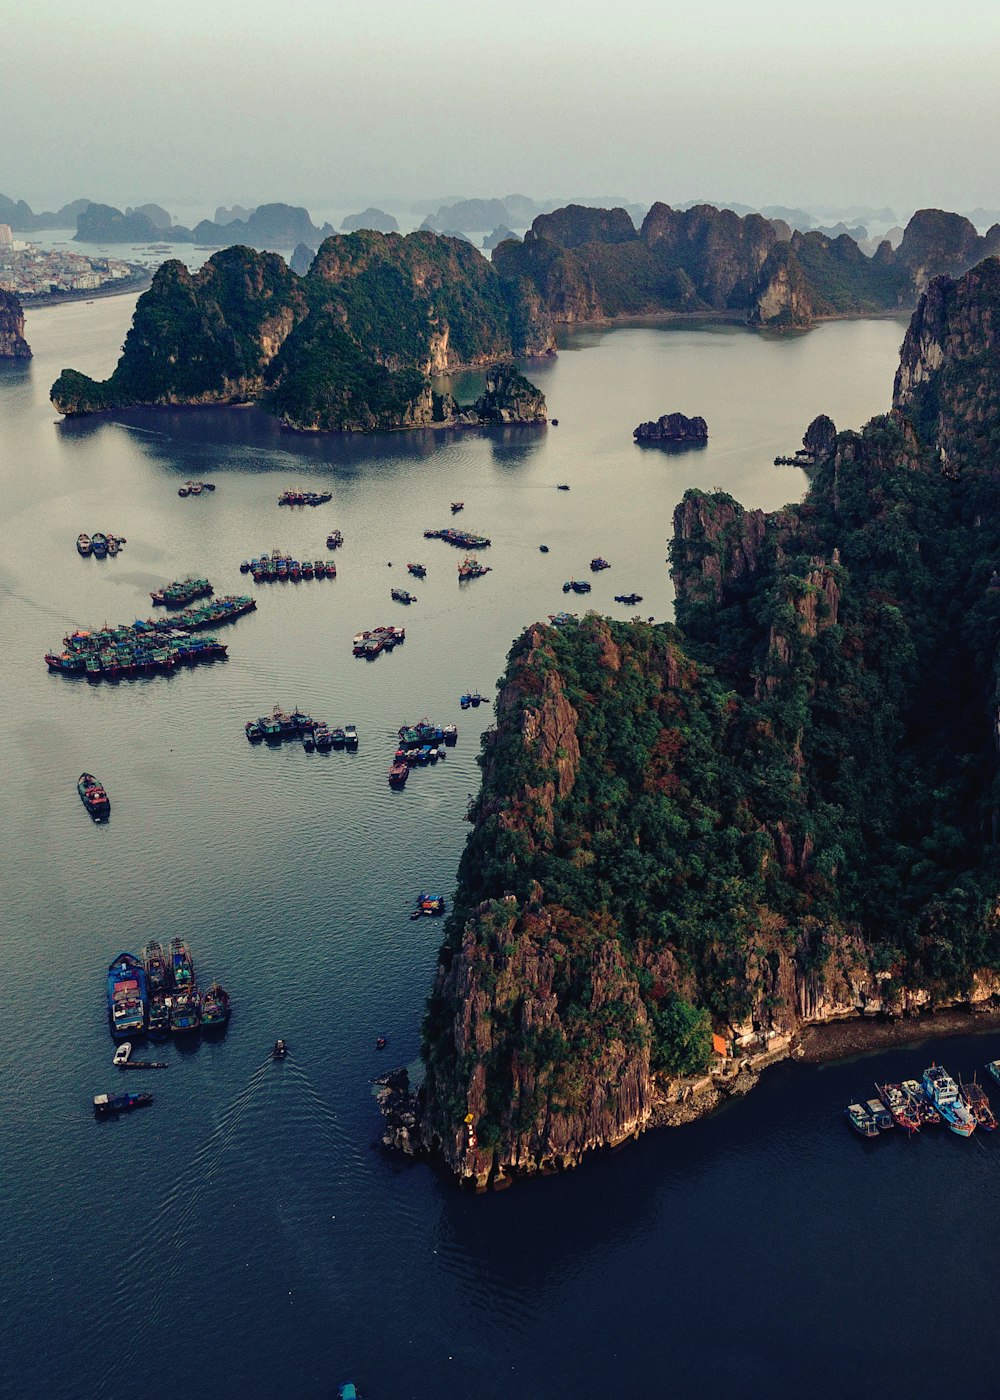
[3,0,999,219]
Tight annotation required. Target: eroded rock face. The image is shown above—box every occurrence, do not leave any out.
[803,414,837,457]
[671,491,767,605]
[0,289,31,358]
[633,412,707,444]
[893,257,1000,470]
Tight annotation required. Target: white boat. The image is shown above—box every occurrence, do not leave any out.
[923,1064,976,1137]
[113,1042,132,1066]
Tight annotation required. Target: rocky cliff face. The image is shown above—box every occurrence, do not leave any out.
[0,289,31,358]
[634,412,708,444]
[51,232,552,430]
[401,269,1000,1186]
[893,256,1000,470]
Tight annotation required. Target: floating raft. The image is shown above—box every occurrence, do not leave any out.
[353,626,405,659]
[245,706,357,751]
[423,527,491,550]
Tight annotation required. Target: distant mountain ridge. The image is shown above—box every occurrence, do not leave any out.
[492,204,1000,328]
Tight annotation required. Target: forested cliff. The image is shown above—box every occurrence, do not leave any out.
[493,204,1000,329]
[398,256,1000,1187]
[51,232,550,431]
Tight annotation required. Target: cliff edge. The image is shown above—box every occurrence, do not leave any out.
[0,289,31,358]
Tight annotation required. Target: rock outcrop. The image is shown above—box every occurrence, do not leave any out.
[633,412,708,444]
[397,256,1000,1187]
[75,203,194,244]
[52,232,551,432]
[802,413,837,458]
[0,288,31,358]
[893,257,1000,471]
[192,203,335,249]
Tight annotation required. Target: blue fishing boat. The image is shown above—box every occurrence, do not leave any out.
[94,1090,153,1117]
[107,953,147,1038]
[923,1064,976,1137]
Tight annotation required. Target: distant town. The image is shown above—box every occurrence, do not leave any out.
[0,224,146,301]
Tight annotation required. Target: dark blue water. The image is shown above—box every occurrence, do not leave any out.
[7,300,992,1400]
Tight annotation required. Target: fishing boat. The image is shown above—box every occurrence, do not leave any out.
[922,1064,976,1136]
[987,1060,1000,1087]
[142,941,169,994]
[170,937,195,990]
[107,953,147,1038]
[93,1091,153,1118]
[563,579,592,594]
[451,501,464,513]
[423,527,491,550]
[338,1383,358,1399]
[407,563,426,578]
[539,544,549,553]
[443,724,458,745]
[902,1079,941,1125]
[344,724,358,748]
[389,760,410,787]
[845,1103,879,1138]
[877,1082,921,1132]
[201,982,231,1029]
[615,593,643,605]
[866,1097,893,1131]
[413,892,446,918]
[557,483,570,491]
[91,532,109,557]
[147,994,170,1036]
[78,772,110,820]
[76,533,92,556]
[326,530,343,549]
[391,588,417,604]
[169,989,202,1034]
[590,557,611,571]
[272,1039,288,1059]
[458,555,491,581]
[246,720,263,742]
[960,1075,997,1129]
[106,536,120,556]
[330,727,346,748]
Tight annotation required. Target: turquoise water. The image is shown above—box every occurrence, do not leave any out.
[6,301,981,1400]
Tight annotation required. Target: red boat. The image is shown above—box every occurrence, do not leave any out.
[389,760,409,787]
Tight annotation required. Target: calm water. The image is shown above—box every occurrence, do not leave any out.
[7,303,995,1400]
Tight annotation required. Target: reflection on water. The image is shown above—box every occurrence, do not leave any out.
[5,302,964,1400]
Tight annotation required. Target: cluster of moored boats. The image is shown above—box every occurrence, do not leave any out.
[107,941,230,1040]
[240,550,338,582]
[246,706,359,751]
[278,489,331,506]
[353,626,406,658]
[44,595,255,679]
[563,579,592,594]
[76,532,126,557]
[459,691,484,709]
[846,1062,1000,1139]
[458,555,491,581]
[389,721,458,786]
[424,527,491,550]
[151,578,212,608]
[177,480,216,497]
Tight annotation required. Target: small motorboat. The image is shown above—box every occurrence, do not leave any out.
[113,1042,132,1066]
[339,1386,359,1400]
[344,724,358,748]
[78,772,110,821]
[391,588,416,604]
[375,1036,388,1051]
[272,1039,288,1059]
[76,533,92,556]
[106,536,120,556]
[91,532,109,557]
[245,721,263,742]
[557,484,570,491]
[590,557,610,572]
[451,501,464,513]
[539,545,549,553]
[551,418,559,426]
[615,593,643,606]
[407,563,427,578]
[389,760,409,787]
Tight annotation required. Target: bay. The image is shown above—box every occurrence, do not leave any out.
[5,302,984,1400]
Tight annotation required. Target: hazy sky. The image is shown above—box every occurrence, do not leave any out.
[4,0,999,217]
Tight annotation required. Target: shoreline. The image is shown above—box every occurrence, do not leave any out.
[23,276,151,311]
[793,1004,1000,1064]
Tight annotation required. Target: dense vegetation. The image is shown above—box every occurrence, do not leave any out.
[421,262,1000,1163]
[51,232,550,430]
